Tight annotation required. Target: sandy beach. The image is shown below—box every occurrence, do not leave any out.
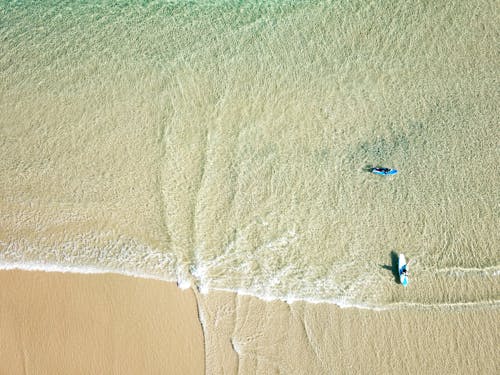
[199,291,499,374]
[0,270,204,375]
[1,270,498,374]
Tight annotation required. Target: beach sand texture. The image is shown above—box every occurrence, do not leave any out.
[198,290,499,374]
[1,270,498,374]
[0,270,204,375]
[0,1,498,373]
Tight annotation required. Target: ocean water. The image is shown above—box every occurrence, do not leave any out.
[1,0,498,309]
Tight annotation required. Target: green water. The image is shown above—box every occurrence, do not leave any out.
[0,0,498,308]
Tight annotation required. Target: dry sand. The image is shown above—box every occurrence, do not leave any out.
[0,270,204,375]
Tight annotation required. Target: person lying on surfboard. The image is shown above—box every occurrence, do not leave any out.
[372,167,391,174]
[401,260,412,276]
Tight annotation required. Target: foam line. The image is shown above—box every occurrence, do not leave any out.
[0,261,176,284]
[2,261,498,311]
[194,285,500,312]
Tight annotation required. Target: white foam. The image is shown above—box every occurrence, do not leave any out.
[1,260,498,311]
[177,279,192,289]
[0,261,176,283]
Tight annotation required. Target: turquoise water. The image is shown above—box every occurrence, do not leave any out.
[1,0,498,309]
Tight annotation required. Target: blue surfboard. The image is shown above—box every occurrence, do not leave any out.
[371,168,398,176]
[399,254,408,287]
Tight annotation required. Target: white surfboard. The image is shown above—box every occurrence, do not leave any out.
[399,254,408,287]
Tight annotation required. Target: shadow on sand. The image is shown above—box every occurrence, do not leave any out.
[380,251,400,284]
[363,164,375,173]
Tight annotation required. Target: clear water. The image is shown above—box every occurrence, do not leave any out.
[1,0,498,309]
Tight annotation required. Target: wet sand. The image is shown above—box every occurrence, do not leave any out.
[198,291,499,374]
[1,270,497,374]
[0,270,204,375]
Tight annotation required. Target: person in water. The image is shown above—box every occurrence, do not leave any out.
[373,167,391,173]
[401,266,408,276]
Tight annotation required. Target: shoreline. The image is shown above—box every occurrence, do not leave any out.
[198,289,500,374]
[1,262,497,312]
[1,269,498,374]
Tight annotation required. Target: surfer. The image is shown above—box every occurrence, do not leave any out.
[398,254,409,286]
[372,167,391,174]
[400,265,408,276]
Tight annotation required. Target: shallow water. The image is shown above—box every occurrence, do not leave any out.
[1,0,498,309]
